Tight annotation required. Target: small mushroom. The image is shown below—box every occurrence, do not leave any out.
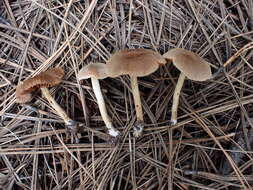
[163,48,212,125]
[106,49,166,137]
[77,63,120,137]
[16,68,76,127]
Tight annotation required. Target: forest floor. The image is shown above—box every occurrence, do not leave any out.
[0,0,253,189]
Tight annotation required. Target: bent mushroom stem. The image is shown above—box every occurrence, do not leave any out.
[171,72,186,125]
[90,77,120,137]
[130,76,144,137]
[40,88,76,127]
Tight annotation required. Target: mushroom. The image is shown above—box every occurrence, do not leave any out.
[16,68,76,127]
[106,49,166,137]
[163,48,212,125]
[77,63,120,138]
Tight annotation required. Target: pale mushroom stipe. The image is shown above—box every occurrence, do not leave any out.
[106,49,166,137]
[163,48,212,125]
[15,68,76,128]
[77,63,120,138]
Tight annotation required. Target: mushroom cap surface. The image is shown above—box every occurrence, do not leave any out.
[163,48,212,81]
[77,63,108,80]
[15,92,32,104]
[16,68,64,103]
[106,48,166,77]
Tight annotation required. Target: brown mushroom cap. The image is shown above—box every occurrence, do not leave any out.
[15,68,64,103]
[106,48,166,78]
[77,63,108,80]
[15,91,33,104]
[163,48,212,81]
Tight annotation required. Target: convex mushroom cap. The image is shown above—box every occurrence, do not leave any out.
[77,63,108,80]
[163,48,212,81]
[106,48,166,77]
[16,68,64,103]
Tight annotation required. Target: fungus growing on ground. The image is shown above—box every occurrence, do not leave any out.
[16,68,76,127]
[163,48,212,125]
[77,63,120,138]
[106,49,166,137]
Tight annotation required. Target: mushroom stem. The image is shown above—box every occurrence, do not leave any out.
[130,76,145,137]
[41,88,75,126]
[171,72,186,125]
[90,77,120,137]
[130,76,143,122]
